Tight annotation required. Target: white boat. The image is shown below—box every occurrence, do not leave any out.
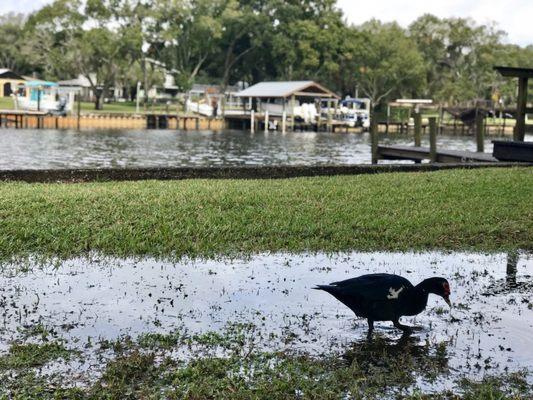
[339,97,371,128]
[186,99,216,117]
[15,81,74,114]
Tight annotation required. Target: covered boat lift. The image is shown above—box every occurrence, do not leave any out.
[234,81,340,132]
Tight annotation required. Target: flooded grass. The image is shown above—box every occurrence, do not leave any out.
[0,168,532,261]
[0,251,531,398]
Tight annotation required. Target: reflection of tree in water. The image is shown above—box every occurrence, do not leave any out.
[340,335,449,389]
[506,251,518,287]
[484,252,532,295]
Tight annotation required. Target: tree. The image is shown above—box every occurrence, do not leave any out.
[0,13,31,73]
[23,0,84,80]
[154,0,236,90]
[409,15,506,104]
[348,21,426,107]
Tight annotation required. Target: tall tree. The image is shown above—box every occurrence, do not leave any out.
[347,21,426,106]
[0,13,30,73]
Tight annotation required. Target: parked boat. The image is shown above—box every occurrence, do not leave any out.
[15,81,74,115]
[339,97,371,128]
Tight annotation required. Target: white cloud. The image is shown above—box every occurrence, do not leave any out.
[337,0,533,46]
[0,0,50,14]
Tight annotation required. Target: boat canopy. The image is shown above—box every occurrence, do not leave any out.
[25,80,59,88]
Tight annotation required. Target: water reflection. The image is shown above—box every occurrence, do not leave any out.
[507,251,519,287]
[0,129,530,169]
[339,334,450,392]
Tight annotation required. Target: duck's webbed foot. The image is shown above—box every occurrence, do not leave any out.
[393,319,412,335]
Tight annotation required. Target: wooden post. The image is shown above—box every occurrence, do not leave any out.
[282,111,286,134]
[475,112,485,152]
[429,117,437,163]
[77,94,81,131]
[386,105,390,134]
[327,100,332,132]
[414,112,422,147]
[264,110,269,133]
[290,95,295,132]
[250,110,255,133]
[514,77,528,141]
[371,115,378,164]
[438,106,444,135]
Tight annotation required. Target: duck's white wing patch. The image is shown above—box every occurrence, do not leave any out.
[387,286,404,300]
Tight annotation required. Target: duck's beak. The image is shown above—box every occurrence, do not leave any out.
[443,295,452,308]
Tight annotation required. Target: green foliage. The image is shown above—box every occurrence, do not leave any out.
[0,168,531,261]
[0,326,530,398]
[0,342,71,370]
[1,1,532,106]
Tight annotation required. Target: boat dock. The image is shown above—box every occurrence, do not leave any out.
[371,114,496,164]
[376,145,497,163]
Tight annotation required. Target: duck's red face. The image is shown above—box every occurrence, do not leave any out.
[442,281,451,307]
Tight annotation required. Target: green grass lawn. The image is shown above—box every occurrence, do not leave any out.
[0,97,179,114]
[0,97,15,110]
[79,101,181,114]
[0,168,531,260]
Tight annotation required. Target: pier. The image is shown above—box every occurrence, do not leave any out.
[0,110,224,131]
[371,114,497,164]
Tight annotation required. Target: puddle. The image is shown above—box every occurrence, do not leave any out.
[0,251,531,390]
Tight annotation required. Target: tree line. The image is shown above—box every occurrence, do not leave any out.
[1,0,531,109]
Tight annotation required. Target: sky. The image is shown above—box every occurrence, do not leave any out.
[1,0,532,46]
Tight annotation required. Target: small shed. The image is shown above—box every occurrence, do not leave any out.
[0,69,26,98]
[235,81,339,117]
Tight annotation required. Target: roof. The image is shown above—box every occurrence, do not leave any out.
[58,78,83,86]
[0,69,25,80]
[236,81,339,99]
[494,66,533,79]
[25,80,58,87]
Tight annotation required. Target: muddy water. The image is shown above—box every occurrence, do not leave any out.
[0,251,531,388]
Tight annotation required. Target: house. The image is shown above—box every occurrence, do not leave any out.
[58,75,95,102]
[0,69,26,97]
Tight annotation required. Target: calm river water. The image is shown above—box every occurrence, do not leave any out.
[0,129,527,169]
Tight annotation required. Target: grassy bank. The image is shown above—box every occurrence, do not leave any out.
[0,167,531,260]
[0,97,176,114]
[1,325,531,399]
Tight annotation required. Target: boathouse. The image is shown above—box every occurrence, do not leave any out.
[235,81,339,118]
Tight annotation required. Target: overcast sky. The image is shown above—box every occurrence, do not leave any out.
[2,0,532,46]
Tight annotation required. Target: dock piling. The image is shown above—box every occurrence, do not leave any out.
[251,110,255,133]
[414,112,422,147]
[429,117,437,163]
[371,117,378,165]
[476,112,485,153]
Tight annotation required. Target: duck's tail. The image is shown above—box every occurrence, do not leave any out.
[312,284,337,292]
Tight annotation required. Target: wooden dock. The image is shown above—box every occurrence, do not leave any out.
[371,115,499,164]
[224,113,354,133]
[0,110,224,130]
[377,145,497,163]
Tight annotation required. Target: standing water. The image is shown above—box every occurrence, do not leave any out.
[0,251,531,390]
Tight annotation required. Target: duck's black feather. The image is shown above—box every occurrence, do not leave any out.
[315,273,416,321]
